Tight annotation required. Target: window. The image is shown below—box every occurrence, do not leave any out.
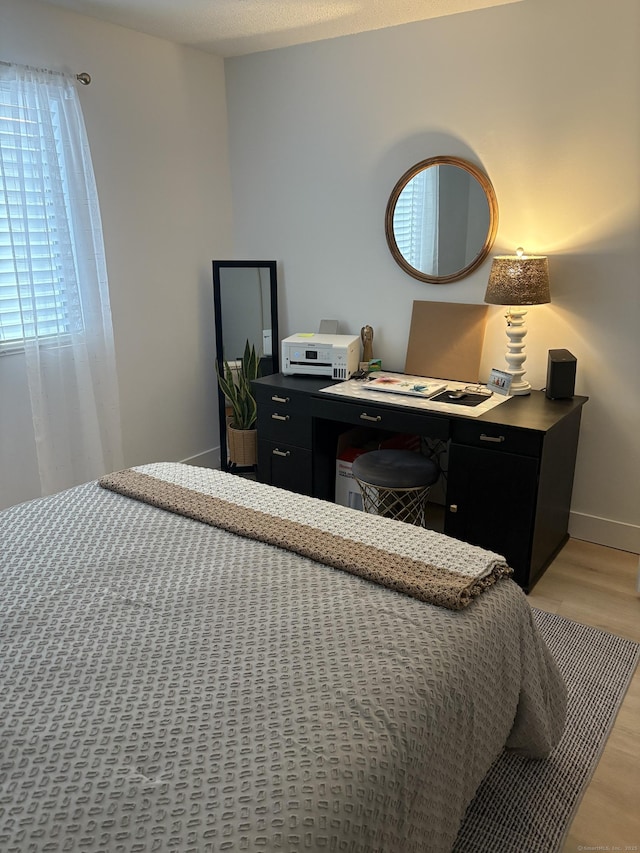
[0,72,83,349]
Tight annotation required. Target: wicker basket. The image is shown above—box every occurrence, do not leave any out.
[227,425,257,467]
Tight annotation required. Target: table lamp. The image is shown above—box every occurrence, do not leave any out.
[484,247,551,395]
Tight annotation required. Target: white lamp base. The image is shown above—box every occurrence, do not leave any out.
[503,307,531,395]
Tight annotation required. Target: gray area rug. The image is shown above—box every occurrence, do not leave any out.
[454,608,640,853]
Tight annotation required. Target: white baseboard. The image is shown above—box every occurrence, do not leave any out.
[179,447,221,469]
[569,511,640,555]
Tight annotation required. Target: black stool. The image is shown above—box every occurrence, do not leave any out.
[351,449,439,527]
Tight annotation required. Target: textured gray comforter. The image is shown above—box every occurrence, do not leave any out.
[0,468,566,852]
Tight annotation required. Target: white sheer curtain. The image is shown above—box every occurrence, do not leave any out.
[0,62,123,496]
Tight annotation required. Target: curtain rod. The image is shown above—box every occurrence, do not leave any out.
[0,60,91,86]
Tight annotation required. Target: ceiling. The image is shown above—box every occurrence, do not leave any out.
[37,0,522,58]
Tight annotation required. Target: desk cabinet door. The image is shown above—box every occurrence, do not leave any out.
[445,443,539,589]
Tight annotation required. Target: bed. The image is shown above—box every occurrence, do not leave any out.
[0,462,566,852]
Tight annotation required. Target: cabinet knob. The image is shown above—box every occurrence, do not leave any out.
[272,448,291,457]
[271,413,290,421]
[480,433,505,443]
[360,412,382,423]
[449,504,458,513]
[271,395,290,403]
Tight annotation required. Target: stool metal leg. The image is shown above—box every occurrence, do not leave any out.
[354,479,432,527]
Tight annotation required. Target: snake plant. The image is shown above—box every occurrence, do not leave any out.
[215,340,260,430]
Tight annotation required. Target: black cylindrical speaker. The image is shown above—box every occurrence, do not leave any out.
[545,349,576,399]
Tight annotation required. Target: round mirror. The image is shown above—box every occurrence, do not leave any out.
[385,156,498,284]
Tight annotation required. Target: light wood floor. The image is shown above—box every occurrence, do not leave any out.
[527,538,640,853]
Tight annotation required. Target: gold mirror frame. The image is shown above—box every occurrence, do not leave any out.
[385,156,499,284]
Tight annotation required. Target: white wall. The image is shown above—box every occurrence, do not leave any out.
[0,0,233,508]
[225,0,640,552]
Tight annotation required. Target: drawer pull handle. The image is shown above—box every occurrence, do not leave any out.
[360,412,382,422]
[480,433,505,443]
[449,504,458,513]
[272,448,290,457]
[271,395,290,403]
[271,413,290,422]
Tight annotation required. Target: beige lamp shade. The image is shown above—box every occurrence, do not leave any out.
[484,252,551,306]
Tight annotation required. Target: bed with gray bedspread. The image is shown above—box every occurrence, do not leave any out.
[0,463,566,852]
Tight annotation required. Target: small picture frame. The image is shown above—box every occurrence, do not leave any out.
[487,368,513,396]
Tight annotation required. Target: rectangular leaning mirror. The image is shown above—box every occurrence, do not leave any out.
[212,260,279,471]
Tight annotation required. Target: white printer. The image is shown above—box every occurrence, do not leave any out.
[281,333,360,380]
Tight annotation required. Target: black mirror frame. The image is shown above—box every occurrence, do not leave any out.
[212,260,279,471]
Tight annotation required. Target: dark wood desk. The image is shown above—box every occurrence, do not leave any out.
[252,373,588,591]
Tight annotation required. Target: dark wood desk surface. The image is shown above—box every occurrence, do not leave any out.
[256,372,588,433]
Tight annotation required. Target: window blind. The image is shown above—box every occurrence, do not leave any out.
[393,171,426,269]
[392,168,439,274]
[0,79,81,347]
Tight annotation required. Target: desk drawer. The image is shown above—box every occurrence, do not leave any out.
[253,384,312,416]
[257,439,313,495]
[450,420,542,457]
[257,408,312,447]
[313,397,449,440]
